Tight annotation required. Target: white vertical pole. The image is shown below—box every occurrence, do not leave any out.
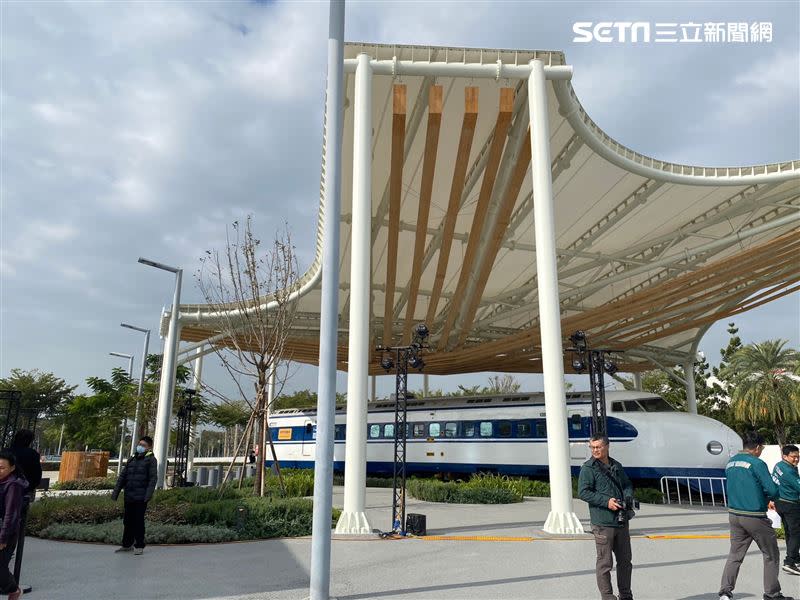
[118,355,134,472]
[335,51,372,536]
[632,372,643,392]
[187,347,204,474]
[130,329,150,455]
[528,59,583,535]
[370,375,376,402]
[153,270,183,488]
[684,360,697,414]
[423,374,429,398]
[310,1,346,596]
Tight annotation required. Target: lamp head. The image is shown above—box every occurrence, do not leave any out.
[414,323,429,340]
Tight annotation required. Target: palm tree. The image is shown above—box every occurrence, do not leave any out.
[722,340,800,446]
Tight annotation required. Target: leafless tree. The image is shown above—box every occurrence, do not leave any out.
[196,216,299,496]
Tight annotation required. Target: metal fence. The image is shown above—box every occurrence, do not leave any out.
[660,475,727,507]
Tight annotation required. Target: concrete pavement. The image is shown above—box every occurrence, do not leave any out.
[21,486,799,599]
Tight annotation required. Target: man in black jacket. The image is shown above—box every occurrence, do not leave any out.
[112,436,157,555]
[7,431,41,497]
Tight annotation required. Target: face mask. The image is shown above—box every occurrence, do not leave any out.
[136,445,146,454]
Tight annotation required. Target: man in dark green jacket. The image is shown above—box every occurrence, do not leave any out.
[772,444,800,575]
[719,431,793,600]
[578,434,634,600]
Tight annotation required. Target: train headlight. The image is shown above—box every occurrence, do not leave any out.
[706,441,724,455]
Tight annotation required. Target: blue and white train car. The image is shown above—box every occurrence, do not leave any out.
[266,391,741,481]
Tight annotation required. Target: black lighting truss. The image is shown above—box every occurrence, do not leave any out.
[172,389,196,488]
[0,391,22,448]
[567,331,621,438]
[376,323,429,534]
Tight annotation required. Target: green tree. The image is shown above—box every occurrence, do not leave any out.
[271,389,346,411]
[0,369,77,418]
[722,339,800,446]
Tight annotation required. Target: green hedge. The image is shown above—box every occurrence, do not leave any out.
[51,477,117,491]
[29,486,341,543]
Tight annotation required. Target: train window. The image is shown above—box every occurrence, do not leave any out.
[639,397,676,412]
[498,421,512,437]
[479,422,493,437]
[429,423,441,437]
[535,422,547,437]
[334,425,346,440]
[369,424,381,439]
[516,422,532,437]
[413,423,426,438]
[464,423,476,438]
[570,414,582,431]
[611,402,624,412]
[384,423,395,438]
[623,401,644,412]
[444,422,458,438]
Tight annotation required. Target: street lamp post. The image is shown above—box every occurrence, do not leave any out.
[109,352,134,473]
[138,257,182,488]
[121,323,151,454]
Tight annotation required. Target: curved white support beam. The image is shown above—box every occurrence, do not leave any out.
[552,79,799,186]
[343,58,573,80]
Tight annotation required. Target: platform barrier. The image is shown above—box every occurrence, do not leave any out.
[660,475,727,507]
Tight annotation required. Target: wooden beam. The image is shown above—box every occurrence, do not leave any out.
[425,87,479,327]
[440,88,515,349]
[382,84,406,346]
[403,85,443,343]
[456,127,532,347]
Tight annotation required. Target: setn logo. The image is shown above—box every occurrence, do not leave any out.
[573,22,651,43]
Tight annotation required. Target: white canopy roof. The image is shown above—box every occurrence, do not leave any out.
[172,43,800,375]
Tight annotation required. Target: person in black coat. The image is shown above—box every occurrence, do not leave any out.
[111,436,157,555]
[0,450,27,600]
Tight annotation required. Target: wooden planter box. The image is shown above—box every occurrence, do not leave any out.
[59,451,110,481]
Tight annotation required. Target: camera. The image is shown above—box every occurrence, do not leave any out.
[614,496,639,525]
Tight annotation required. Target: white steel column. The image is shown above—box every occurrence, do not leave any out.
[528,59,583,535]
[335,51,373,535]
[423,374,429,398]
[187,347,204,474]
[153,273,183,488]
[684,360,697,414]
[632,372,642,392]
[310,1,345,595]
[370,375,376,402]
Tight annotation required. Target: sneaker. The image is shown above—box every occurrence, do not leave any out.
[8,588,21,600]
[765,595,796,600]
[114,546,133,553]
[133,547,143,555]
[783,563,800,575]
[720,595,732,600]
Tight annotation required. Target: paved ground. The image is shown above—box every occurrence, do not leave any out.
[22,487,800,600]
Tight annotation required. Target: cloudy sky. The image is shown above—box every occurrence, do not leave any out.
[2,1,798,402]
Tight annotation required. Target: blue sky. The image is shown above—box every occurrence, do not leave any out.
[1,1,798,400]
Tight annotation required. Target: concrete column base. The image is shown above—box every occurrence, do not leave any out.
[334,511,372,535]
[543,511,585,534]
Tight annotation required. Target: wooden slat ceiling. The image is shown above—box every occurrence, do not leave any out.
[174,43,800,375]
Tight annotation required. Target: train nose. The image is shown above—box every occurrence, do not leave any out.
[726,427,742,457]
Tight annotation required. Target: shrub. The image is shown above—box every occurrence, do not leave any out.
[51,477,117,491]
[777,526,785,540]
[407,478,522,504]
[28,496,121,536]
[37,520,237,544]
[634,488,664,504]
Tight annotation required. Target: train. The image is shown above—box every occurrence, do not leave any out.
[265,390,742,481]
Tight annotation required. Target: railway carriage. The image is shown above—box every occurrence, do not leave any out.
[266,391,741,481]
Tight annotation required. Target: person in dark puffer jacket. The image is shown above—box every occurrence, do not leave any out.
[112,436,157,555]
[0,450,27,600]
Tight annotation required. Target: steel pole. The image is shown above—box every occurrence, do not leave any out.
[153,269,183,487]
[528,60,583,535]
[335,50,372,536]
[187,347,203,474]
[130,329,150,453]
[310,1,345,596]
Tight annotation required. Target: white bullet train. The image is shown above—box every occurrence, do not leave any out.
[266,391,742,481]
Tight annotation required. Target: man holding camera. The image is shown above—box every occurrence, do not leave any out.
[579,434,635,600]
